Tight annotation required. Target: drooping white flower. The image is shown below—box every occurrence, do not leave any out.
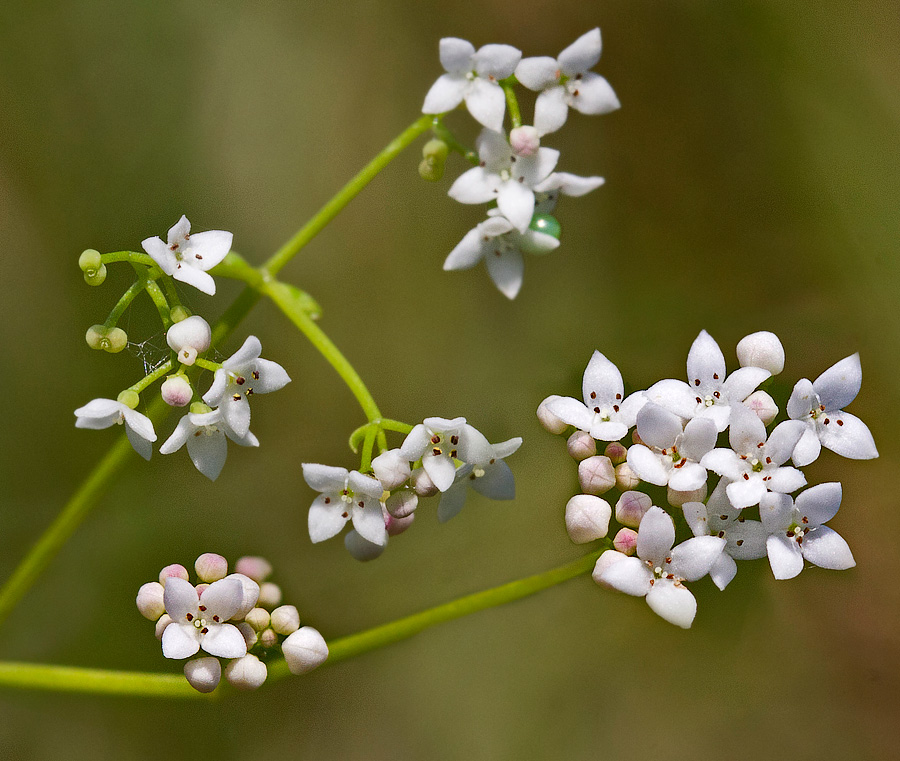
[760,483,855,580]
[787,354,878,467]
[203,336,291,438]
[448,128,559,232]
[443,211,560,299]
[546,351,646,441]
[74,398,157,460]
[302,464,387,547]
[598,506,725,628]
[645,330,771,432]
[399,416,469,492]
[515,28,620,136]
[161,576,247,660]
[159,406,259,481]
[700,404,807,509]
[422,38,522,132]
[141,215,232,296]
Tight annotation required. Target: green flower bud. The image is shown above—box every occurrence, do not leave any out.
[169,305,192,323]
[78,249,102,272]
[418,157,444,182]
[83,263,107,286]
[422,138,449,162]
[529,214,561,240]
[85,324,109,350]
[105,327,128,353]
[117,389,140,409]
[190,401,212,415]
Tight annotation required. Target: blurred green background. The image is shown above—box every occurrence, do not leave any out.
[1,0,898,758]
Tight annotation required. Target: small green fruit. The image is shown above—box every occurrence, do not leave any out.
[78,249,102,272]
[85,324,108,350]
[117,389,140,409]
[529,214,561,240]
[83,263,107,286]
[105,327,128,353]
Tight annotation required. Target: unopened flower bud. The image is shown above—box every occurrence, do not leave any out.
[667,482,707,507]
[567,430,596,461]
[386,489,418,518]
[258,582,282,609]
[615,462,640,491]
[235,556,272,582]
[169,305,191,323]
[159,564,189,585]
[509,125,540,157]
[422,138,449,162]
[744,390,778,425]
[418,139,449,181]
[225,653,267,691]
[604,441,627,465]
[244,607,270,631]
[78,249,102,272]
[161,376,193,407]
[385,509,415,536]
[167,316,212,366]
[613,527,639,555]
[615,491,651,528]
[225,573,260,619]
[259,627,279,650]
[154,613,172,640]
[282,626,329,675]
[194,583,209,596]
[237,621,258,648]
[136,582,166,620]
[736,331,784,375]
[372,449,411,490]
[271,605,301,635]
[411,468,438,498]
[344,530,386,561]
[592,550,628,588]
[537,395,568,434]
[184,656,221,694]
[578,455,615,495]
[194,553,227,583]
[564,494,611,543]
[631,430,644,446]
[83,263,107,286]
[117,389,140,409]
[529,213,561,239]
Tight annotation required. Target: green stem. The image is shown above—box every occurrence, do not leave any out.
[102,251,158,269]
[263,114,433,276]
[359,426,377,472]
[193,358,222,373]
[104,279,146,328]
[430,121,479,165]
[161,276,182,310]
[143,279,172,327]
[129,360,173,394]
[379,418,413,435]
[501,80,523,129]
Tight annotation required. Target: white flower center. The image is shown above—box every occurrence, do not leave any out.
[427,430,459,460]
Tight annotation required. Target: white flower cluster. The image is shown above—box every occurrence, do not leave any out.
[539,330,878,628]
[303,417,522,560]
[422,30,619,299]
[136,554,328,693]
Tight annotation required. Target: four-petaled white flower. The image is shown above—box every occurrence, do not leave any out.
[546,351,646,441]
[74,398,157,460]
[303,464,387,547]
[203,336,291,438]
[443,211,560,299]
[598,506,725,628]
[787,354,878,467]
[161,576,247,659]
[448,129,559,232]
[515,28,620,136]
[422,38,522,132]
[142,215,232,296]
[760,483,855,580]
[400,416,471,492]
[533,171,605,214]
[160,407,259,481]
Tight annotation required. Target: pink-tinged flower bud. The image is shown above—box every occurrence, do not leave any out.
[224,654,267,691]
[613,527,639,555]
[631,430,644,446]
[166,315,212,366]
[184,656,221,694]
[567,430,597,461]
[244,607,270,632]
[386,490,418,518]
[604,441,627,465]
[194,552,228,583]
[258,582,282,609]
[564,495,611,543]
[736,331,784,375]
[592,550,629,589]
[194,583,209,596]
[161,376,193,407]
[237,621,258,648]
[259,627,279,650]
[411,468,439,498]
[225,573,260,619]
[578,455,615,495]
[136,582,165,620]
[270,605,301,635]
[615,491,651,528]
[159,564,189,586]
[235,556,273,583]
[384,505,415,536]
[537,395,568,435]
[155,614,173,640]
[371,449,411,490]
[510,125,541,157]
[282,626,329,675]
[743,390,778,426]
[615,462,640,491]
[667,482,707,507]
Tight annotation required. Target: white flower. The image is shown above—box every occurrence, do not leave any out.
[161,576,247,660]
[74,398,157,460]
[203,336,291,438]
[302,464,387,547]
[787,354,878,467]
[515,28,620,136]
[645,330,770,432]
[399,416,469,492]
[533,171,605,214]
[682,480,767,590]
[141,215,232,296]
[598,506,725,628]
[422,38,521,132]
[760,483,855,580]
[626,402,717,491]
[448,129,559,232]
[546,351,646,441]
[159,407,259,481]
[443,212,559,299]
[700,404,807,509]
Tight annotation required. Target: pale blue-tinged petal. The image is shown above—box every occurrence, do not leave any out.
[439,37,475,73]
[162,623,200,659]
[694,403,731,432]
[795,482,842,527]
[517,147,560,186]
[766,420,807,465]
[200,578,243,621]
[514,56,559,90]
[725,476,767,509]
[399,424,429,460]
[422,74,467,114]
[201,623,247,659]
[492,436,522,459]
[813,354,862,411]
[599,556,653,596]
[699,448,743,481]
[670,536,726,581]
[767,534,804,580]
[437,482,468,523]
[766,466,806,495]
[635,402,680,449]
[646,580,697,629]
[352,500,388,547]
[185,428,227,480]
[567,72,620,115]
[726,520,767,560]
[496,180,535,233]
[448,166,498,204]
[203,369,227,406]
[308,495,349,543]
[723,366,770,403]
[141,236,176,275]
[645,378,696,419]
[710,553,737,590]
[680,416,717,461]
[444,228,487,271]
[251,358,291,393]
[173,263,216,295]
[791,425,821,467]
[682,501,710,537]
[637,506,675,564]
[801,526,855,570]
[344,530,386,561]
[590,420,628,441]
[787,378,816,420]
[485,246,524,299]
[160,415,193,454]
[349,471,384,500]
[759,492,794,533]
[473,43,521,79]
[818,412,879,460]
[618,391,647,429]
[164,577,199,620]
[546,396,591,431]
[728,403,766,454]
[188,230,232,270]
[668,462,707,492]
[558,28,602,74]
[582,351,624,406]
[687,330,726,388]
[465,78,506,132]
[471,460,515,500]
[125,423,153,461]
[423,453,457,492]
[301,463,348,493]
[534,86,569,135]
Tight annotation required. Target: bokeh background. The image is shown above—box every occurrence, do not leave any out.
[1,0,898,758]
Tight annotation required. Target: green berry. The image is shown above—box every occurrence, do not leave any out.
[529,214,561,240]
[105,327,128,353]
[117,389,140,409]
[85,324,109,350]
[422,139,449,162]
[83,263,107,286]
[78,249,102,272]
[418,157,444,182]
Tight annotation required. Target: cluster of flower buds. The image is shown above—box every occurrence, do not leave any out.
[421,29,618,298]
[136,554,328,693]
[538,330,878,628]
[303,416,522,560]
[74,217,290,479]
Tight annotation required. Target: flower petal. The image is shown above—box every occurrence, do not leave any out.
[515,56,560,90]
[722,366,770,403]
[125,423,154,461]
[307,495,349,543]
[437,483,468,523]
[423,453,457,492]
[496,180,535,233]
[439,37,475,73]
[636,506,675,565]
[765,466,807,494]
[533,86,569,136]
[164,577,200,621]
[725,476,766,509]
[582,351,624,407]
[599,556,653,596]
[709,553,738,591]
[422,73,467,114]
[767,534,804,580]
[444,228,487,271]
[485,246,524,299]
[159,415,193,454]
[635,402,681,449]
[759,492,794,533]
[669,536,726,581]
[801,526,855,570]
[558,28,602,75]
[162,623,201,659]
[818,412,879,460]
[687,330,726,388]
[251,359,291,394]
[448,166,498,205]
[471,460,516,500]
[546,396,592,431]
[201,623,247,659]
[465,78,507,132]
[668,462,706,492]
[473,43,521,79]
[795,482,842,526]
[185,427,227,480]
[302,463,348,493]
[813,354,862,411]
[791,425,821,467]
[626,444,668,486]
[199,578,243,621]
[787,378,816,420]
[173,263,216,295]
[567,72,620,115]
[188,230,232,270]
[646,580,697,629]
[352,501,388,547]
[399,424,430,460]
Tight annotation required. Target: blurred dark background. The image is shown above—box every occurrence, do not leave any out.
[1,1,898,758]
